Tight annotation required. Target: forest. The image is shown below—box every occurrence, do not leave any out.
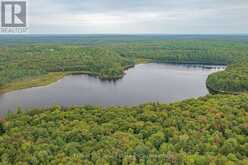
[207,60,248,93]
[0,94,247,164]
[1,39,248,93]
[0,37,248,164]
[0,45,133,87]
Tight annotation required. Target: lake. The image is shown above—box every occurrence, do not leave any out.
[0,63,224,115]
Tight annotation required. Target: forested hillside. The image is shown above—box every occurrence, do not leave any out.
[0,45,133,89]
[207,60,248,93]
[1,39,248,93]
[0,94,247,164]
[1,37,248,164]
[113,40,247,64]
[113,41,248,93]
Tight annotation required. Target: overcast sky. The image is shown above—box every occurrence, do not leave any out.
[29,0,248,34]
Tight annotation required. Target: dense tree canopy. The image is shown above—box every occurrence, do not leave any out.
[0,94,247,164]
[1,37,248,164]
[1,39,248,93]
[0,45,134,86]
[113,41,248,93]
[207,60,248,93]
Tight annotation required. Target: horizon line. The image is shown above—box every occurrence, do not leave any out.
[1,33,248,36]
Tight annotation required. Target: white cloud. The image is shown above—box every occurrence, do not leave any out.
[29,0,248,34]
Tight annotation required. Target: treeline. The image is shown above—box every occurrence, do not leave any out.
[1,39,248,164]
[0,45,134,86]
[113,40,248,64]
[0,94,247,164]
[113,40,248,93]
[207,60,248,93]
[1,40,248,93]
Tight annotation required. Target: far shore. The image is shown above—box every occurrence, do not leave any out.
[0,60,226,95]
[0,64,136,95]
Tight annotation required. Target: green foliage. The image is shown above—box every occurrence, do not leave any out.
[207,60,248,92]
[113,40,248,93]
[0,45,134,86]
[1,37,248,164]
[114,40,247,64]
[0,94,248,164]
[1,39,248,93]
[0,123,5,135]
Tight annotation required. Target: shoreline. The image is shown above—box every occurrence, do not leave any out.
[206,83,241,95]
[0,72,65,95]
[0,64,136,95]
[0,61,226,95]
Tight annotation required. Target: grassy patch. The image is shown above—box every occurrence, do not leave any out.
[0,72,65,94]
[135,58,153,64]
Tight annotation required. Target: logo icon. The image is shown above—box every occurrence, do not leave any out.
[1,1,26,27]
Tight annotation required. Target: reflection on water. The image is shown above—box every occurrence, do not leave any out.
[0,63,225,115]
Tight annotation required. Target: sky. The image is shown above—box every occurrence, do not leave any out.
[29,0,248,34]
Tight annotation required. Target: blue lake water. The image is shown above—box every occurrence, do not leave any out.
[0,63,224,115]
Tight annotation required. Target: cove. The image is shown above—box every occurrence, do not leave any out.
[0,63,224,115]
